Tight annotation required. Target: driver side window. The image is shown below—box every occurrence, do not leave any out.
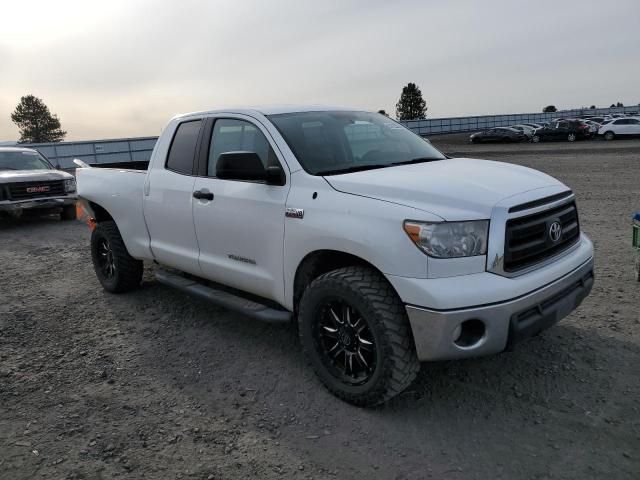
[207,119,279,177]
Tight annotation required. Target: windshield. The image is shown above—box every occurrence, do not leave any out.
[0,150,52,171]
[267,111,446,175]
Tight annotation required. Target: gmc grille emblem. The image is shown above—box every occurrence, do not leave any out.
[26,186,50,193]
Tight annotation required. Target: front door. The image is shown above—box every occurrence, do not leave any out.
[191,115,290,304]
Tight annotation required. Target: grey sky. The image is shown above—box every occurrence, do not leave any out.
[1,0,638,141]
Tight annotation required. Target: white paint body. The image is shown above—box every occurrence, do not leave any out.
[76,106,594,361]
[598,117,640,137]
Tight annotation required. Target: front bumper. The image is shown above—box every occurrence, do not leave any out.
[404,257,594,361]
[0,196,77,212]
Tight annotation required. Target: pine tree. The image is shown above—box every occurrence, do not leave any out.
[11,95,67,143]
[543,105,557,113]
[395,83,427,120]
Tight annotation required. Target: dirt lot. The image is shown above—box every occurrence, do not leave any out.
[1,137,639,480]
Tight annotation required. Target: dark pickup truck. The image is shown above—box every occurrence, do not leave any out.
[0,147,77,220]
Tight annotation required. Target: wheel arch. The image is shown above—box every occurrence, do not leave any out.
[81,198,152,260]
[292,249,400,313]
[88,200,115,223]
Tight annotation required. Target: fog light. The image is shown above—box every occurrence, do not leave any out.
[453,319,486,348]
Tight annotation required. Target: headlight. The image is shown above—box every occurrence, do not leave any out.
[403,220,489,258]
[64,178,76,193]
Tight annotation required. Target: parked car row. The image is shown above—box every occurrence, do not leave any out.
[469,113,640,144]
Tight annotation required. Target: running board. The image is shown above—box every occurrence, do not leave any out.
[155,270,292,324]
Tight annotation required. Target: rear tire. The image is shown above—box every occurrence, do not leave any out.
[532,135,541,143]
[60,204,77,221]
[567,133,576,142]
[298,266,419,406]
[91,221,143,293]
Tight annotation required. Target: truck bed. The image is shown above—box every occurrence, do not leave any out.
[76,167,152,259]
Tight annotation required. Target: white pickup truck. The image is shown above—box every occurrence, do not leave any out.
[76,106,594,406]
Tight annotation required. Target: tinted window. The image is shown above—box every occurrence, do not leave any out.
[208,119,278,177]
[269,111,445,175]
[166,120,202,174]
[629,119,640,125]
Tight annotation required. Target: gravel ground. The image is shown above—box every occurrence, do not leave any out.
[1,137,639,480]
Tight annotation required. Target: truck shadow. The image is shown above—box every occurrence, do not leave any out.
[0,212,67,230]
[132,279,638,477]
[141,278,636,419]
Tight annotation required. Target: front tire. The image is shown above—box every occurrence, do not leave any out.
[567,133,576,142]
[532,135,541,143]
[604,131,615,141]
[91,221,143,293]
[298,266,419,406]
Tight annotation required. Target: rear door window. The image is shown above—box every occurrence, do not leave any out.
[166,120,202,175]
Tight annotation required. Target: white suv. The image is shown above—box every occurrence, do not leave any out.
[599,117,640,140]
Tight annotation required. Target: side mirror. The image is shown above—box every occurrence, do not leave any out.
[216,151,266,181]
[216,151,285,185]
[265,165,286,186]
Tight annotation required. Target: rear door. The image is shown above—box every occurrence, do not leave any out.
[143,118,203,276]
[485,129,498,142]
[191,115,290,303]
[540,123,555,140]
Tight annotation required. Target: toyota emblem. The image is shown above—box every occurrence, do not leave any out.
[549,221,562,243]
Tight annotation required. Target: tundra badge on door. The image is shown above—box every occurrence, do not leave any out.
[285,208,304,219]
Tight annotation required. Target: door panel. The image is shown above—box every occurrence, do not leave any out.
[143,119,202,275]
[628,120,640,135]
[192,116,290,303]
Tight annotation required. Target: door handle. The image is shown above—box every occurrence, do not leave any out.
[193,190,214,201]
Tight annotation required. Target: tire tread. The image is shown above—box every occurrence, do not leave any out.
[91,221,143,293]
[298,266,419,406]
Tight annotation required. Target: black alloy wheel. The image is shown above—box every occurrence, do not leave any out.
[96,237,116,280]
[313,299,377,386]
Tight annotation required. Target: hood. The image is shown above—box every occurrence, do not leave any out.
[0,169,72,183]
[324,158,564,220]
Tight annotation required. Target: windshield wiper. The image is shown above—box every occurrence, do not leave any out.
[391,157,440,166]
[318,164,390,176]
